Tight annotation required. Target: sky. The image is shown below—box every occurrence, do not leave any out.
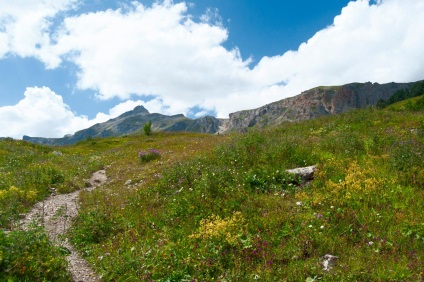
[1,0,424,139]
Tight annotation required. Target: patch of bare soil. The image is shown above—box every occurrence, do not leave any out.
[16,170,107,282]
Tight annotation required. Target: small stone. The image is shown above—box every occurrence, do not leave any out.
[321,254,338,271]
[52,151,62,156]
[286,165,316,183]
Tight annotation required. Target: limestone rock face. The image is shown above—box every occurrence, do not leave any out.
[226,81,419,132]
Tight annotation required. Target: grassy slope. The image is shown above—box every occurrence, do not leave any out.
[1,96,423,281]
[0,138,104,280]
[0,132,228,281]
[72,97,423,281]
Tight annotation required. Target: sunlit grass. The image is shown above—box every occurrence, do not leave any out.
[68,98,423,281]
[1,96,423,280]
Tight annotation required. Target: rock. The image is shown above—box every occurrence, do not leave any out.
[286,165,316,183]
[227,81,420,132]
[321,254,338,271]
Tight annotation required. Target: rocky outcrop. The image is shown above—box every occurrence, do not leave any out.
[226,81,420,132]
[164,116,224,133]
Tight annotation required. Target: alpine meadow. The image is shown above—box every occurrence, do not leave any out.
[1,94,423,281]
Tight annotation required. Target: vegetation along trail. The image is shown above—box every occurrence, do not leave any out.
[1,94,423,280]
[16,170,107,282]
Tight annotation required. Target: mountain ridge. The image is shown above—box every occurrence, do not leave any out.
[23,105,224,145]
[226,80,422,131]
[23,79,423,145]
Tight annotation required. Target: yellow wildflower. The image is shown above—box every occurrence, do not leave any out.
[189,211,247,246]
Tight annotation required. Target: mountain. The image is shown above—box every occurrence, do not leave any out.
[23,106,223,146]
[23,80,423,145]
[225,80,423,132]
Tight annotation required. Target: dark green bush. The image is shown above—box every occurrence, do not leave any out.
[143,120,152,136]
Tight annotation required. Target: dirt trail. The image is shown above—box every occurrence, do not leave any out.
[16,170,107,282]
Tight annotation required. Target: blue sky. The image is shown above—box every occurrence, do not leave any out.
[0,0,423,139]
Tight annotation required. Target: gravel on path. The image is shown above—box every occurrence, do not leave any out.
[16,170,107,282]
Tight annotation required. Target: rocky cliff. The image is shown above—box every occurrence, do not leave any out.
[226,81,421,132]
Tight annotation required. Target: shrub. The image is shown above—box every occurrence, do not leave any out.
[138,149,161,163]
[406,95,424,111]
[143,121,152,136]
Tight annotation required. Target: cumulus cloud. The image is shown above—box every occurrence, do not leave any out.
[0,87,150,139]
[0,0,79,66]
[251,0,424,102]
[0,87,88,139]
[1,0,424,138]
[48,0,424,118]
[48,1,257,115]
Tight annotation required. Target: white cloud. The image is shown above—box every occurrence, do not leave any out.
[200,7,223,26]
[0,87,89,139]
[0,87,153,139]
[99,98,168,117]
[48,0,424,118]
[251,0,424,101]
[49,1,256,116]
[2,0,424,138]
[0,0,79,66]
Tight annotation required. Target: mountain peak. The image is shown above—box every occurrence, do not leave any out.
[116,105,150,119]
[133,105,149,114]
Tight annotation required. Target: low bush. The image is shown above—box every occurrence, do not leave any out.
[0,227,70,281]
[138,149,161,163]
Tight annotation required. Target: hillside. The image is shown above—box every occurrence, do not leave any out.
[22,80,423,145]
[1,95,423,281]
[23,105,223,146]
[226,80,423,131]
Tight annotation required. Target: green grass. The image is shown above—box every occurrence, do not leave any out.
[0,138,105,228]
[1,96,424,281]
[1,226,71,281]
[0,132,227,281]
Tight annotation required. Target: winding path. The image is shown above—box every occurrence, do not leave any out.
[17,170,107,282]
